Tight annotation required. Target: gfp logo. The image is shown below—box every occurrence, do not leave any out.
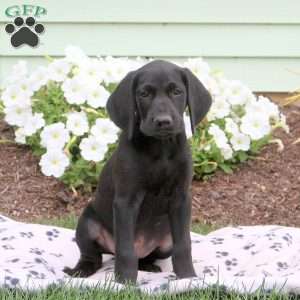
[4,5,47,48]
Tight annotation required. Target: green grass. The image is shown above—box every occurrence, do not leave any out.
[0,215,294,300]
[0,283,294,300]
[0,286,295,300]
[37,213,78,229]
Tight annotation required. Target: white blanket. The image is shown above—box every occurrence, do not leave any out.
[0,214,299,295]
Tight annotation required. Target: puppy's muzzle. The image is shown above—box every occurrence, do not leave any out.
[153,114,173,131]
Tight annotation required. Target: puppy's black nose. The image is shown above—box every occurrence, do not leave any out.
[153,115,173,129]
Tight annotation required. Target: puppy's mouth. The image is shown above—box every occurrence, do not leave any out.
[153,130,176,138]
[141,127,183,139]
[140,121,185,138]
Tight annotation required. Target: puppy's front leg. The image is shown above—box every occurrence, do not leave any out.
[113,193,143,284]
[169,191,196,278]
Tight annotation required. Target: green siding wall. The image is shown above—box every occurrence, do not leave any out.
[0,0,300,91]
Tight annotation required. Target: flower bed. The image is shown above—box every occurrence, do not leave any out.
[0,46,288,191]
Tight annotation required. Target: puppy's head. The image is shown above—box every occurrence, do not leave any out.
[106,60,212,140]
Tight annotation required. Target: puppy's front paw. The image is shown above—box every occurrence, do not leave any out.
[63,263,97,278]
[63,266,83,277]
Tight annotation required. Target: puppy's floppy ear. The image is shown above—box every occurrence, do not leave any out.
[106,71,137,140]
[182,68,212,134]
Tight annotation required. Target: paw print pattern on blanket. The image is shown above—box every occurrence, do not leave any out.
[46,229,60,241]
[2,244,14,250]
[20,231,34,239]
[216,251,229,258]
[2,216,300,295]
[1,235,16,241]
[210,237,224,245]
[27,270,46,280]
[224,258,238,271]
[270,242,283,252]
[4,276,19,288]
[203,265,217,276]
[30,248,45,255]
[282,233,293,245]
[276,262,289,272]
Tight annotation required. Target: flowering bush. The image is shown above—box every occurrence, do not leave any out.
[0,46,288,191]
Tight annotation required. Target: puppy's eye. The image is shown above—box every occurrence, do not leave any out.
[140,90,150,98]
[172,88,182,96]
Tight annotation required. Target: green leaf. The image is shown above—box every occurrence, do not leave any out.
[236,151,248,162]
[219,163,233,174]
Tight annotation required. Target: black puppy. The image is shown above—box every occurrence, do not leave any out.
[64,60,212,283]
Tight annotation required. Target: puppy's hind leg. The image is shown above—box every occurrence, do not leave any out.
[64,207,104,277]
[138,252,162,273]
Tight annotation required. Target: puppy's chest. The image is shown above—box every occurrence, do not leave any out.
[143,153,187,193]
[141,159,182,215]
[139,153,190,215]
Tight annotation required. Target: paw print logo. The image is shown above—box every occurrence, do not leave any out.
[5,16,45,47]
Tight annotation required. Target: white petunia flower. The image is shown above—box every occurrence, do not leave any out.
[209,96,231,119]
[203,144,211,152]
[208,124,228,148]
[64,45,89,65]
[278,113,289,133]
[206,109,218,121]
[183,58,210,79]
[14,127,27,144]
[258,96,280,116]
[29,66,49,91]
[62,76,87,105]
[244,96,279,122]
[23,112,45,136]
[66,111,89,136]
[17,78,34,97]
[102,57,131,84]
[86,85,110,108]
[39,150,70,178]
[230,132,250,151]
[240,114,271,140]
[79,135,108,162]
[40,122,70,149]
[48,59,71,82]
[201,76,219,94]
[225,80,252,106]
[77,58,104,83]
[1,61,28,88]
[220,143,233,160]
[90,118,119,144]
[183,114,193,139]
[225,118,239,135]
[1,85,31,107]
[4,104,32,127]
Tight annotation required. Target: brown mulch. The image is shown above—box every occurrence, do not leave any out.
[0,106,299,226]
